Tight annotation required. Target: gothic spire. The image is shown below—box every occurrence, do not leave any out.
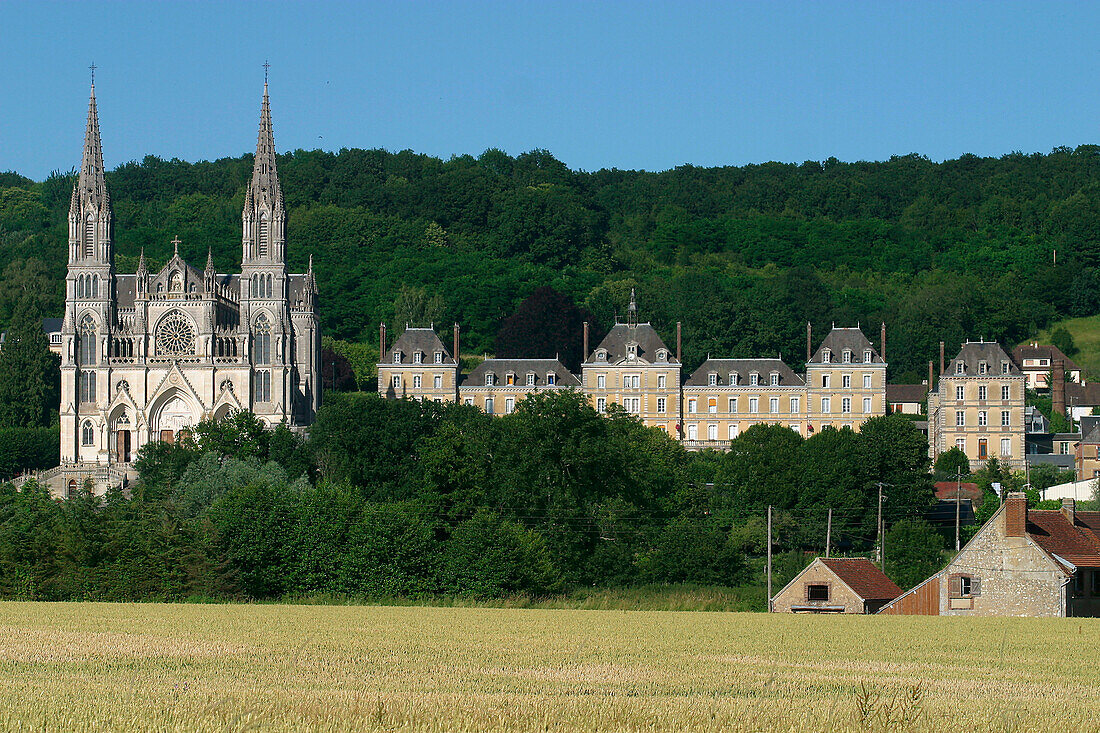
[69,78,112,265]
[243,76,286,265]
[78,82,108,206]
[136,247,147,275]
[205,247,215,273]
[248,80,282,208]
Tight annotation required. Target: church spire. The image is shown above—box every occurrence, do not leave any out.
[243,73,285,266]
[69,77,112,265]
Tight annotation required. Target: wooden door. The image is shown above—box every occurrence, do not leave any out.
[117,430,131,463]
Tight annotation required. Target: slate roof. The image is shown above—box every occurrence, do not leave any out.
[1026,510,1100,569]
[462,358,580,388]
[808,327,883,364]
[115,272,243,308]
[386,328,456,365]
[586,323,676,365]
[887,384,928,403]
[1066,382,1100,406]
[1012,343,1081,372]
[945,341,1021,376]
[42,318,63,334]
[934,481,982,503]
[820,558,902,601]
[685,358,803,387]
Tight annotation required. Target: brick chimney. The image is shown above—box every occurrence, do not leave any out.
[806,322,812,363]
[453,323,460,364]
[1005,492,1027,537]
[1053,358,1066,418]
[379,322,387,361]
[676,322,682,363]
[880,322,886,362]
[928,360,934,392]
[583,322,590,362]
[939,341,945,376]
[1062,497,1076,525]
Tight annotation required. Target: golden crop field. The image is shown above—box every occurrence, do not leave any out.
[0,602,1093,732]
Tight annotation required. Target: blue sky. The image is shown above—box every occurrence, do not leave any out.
[3,1,1099,180]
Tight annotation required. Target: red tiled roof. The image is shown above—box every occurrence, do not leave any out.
[820,558,903,601]
[1026,510,1100,569]
[934,482,982,502]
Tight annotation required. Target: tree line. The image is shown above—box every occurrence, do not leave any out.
[5,144,1100,380]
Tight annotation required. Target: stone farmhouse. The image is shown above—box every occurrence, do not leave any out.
[772,557,901,614]
[880,493,1100,617]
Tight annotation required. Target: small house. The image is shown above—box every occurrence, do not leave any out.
[772,557,902,614]
[880,493,1100,617]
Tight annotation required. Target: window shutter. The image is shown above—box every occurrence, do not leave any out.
[971,576,981,597]
[948,574,961,598]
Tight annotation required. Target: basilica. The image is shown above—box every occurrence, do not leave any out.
[54,80,321,494]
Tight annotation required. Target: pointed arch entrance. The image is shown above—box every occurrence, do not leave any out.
[153,394,195,444]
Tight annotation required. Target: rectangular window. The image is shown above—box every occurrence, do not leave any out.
[434,351,443,363]
[1001,385,1010,400]
[955,411,965,426]
[413,375,422,389]
[485,398,495,415]
[790,397,800,413]
[728,424,738,439]
[863,397,872,413]
[708,373,718,386]
[526,373,536,386]
[821,375,830,388]
[728,397,737,413]
[956,386,965,401]
[485,373,495,386]
[1001,410,1010,427]
[956,362,965,375]
[596,374,606,389]
[770,373,779,386]
[392,374,402,389]
[1001,361,1010,374]
[749,397,759,414]
[657,374,666,388]
[842,374,851,389]
[750,373,760,386]
[596,397,606,413]
[657,397,666,413]
[842,397,851,414]
[978,386,987,400]
[769,397,779,414]
[978,411,987,426]
[631,374,641,388]
[627,398,641,414]
[79,371,96,403]
[1001,438,1011,457]
[978,439,988,460]
[546,373,556,385]
[464,397,473,406]
[505,397,515,414]
[821,397,831,413]
[708,399,717,414]
[956,438,966,453]
[687,398,698,413]
[254,370,271,402]
[863,373,872,389]
[707,424,718,440]
[978,361,988,375]
[434,375,443,389]
[807,584,829,602]
[413,352,422,364]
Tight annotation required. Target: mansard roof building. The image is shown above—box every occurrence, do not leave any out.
[53,80,321,496]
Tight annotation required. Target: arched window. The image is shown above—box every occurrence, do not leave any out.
[267,273,274,298]
[155,312,196,356]
[76,275,84,299]
[258,215,269,257]
[253,315,271,365]
[84,217,95,258]
[67,479,77,498]
[91,274,99,298]
[78,316,97,365]
[169,271,183,293]
[81,420,94,446]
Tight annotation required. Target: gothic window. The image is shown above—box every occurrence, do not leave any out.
[254,370,271,402]
[252,315,271,365]
[79,371,96,403]
[258,215,269,257]
[77,275,84,299]
[155,311,196,356]
[91,274,99,298]
[81,420,94,446]
[84,217,95,258]
[267,274,274,298]
[78,316,97,365]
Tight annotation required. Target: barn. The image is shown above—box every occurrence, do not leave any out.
[772,557,902,614]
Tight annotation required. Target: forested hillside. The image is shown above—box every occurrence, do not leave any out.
[4,144,1100,378]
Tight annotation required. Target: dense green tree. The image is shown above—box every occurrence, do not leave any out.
[884,518,946,590]
[0,295,58,428]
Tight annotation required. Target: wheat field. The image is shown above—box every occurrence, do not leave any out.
[0,602,1093,731]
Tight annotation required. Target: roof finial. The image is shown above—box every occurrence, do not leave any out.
[263,60,270,87]
[171,235,181,256]
[89,62,96,87]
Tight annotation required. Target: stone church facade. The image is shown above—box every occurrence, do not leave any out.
[55,81,320,494]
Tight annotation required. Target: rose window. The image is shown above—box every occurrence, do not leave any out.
[156,312,196,356]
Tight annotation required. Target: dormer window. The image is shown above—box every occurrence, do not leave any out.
[1001,361,1010,374]
[770,372,780,386]
[485,373,496,386]
[750,373,759,386]
[434,351,443,364]
[393,350,402,364]
[956,362,965,375]
[414,351,423,364]
[842,350,852,364]
[546,373,556,385]
[596,349,607,362]
[823,350,832,364]
[864,349,872,363]
[708,373,718,387]
[656,349,668,362]
[506,372,516,386]
[729,372,738,385]
[627,344,637,359]
[978,361,988,375]
[526,373,536,386]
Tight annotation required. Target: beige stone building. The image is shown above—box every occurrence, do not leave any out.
[459,358,580,414]
[772,557,901,614]
[804,328,887,434]
[928,341,1026,470]
[881,493,1100,617]
[1011,342,1081,390]
[682,358,805,448]
[580,313,682,439]
[377,326,459,402]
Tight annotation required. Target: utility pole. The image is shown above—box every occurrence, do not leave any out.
[766,505,773,612]
[955,467,962,553]
[825,508,832,558]
[876,482,884,564]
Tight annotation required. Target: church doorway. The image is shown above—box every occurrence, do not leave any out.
[154,394,194,444]
[116,430,131,462]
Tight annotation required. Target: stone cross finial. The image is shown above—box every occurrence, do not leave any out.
[171,235,181,255]
[89,62,96,86]
[263,60,270,85]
